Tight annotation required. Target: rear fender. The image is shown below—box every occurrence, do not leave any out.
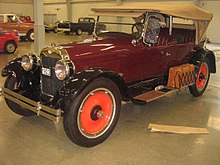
[191,47,216,73]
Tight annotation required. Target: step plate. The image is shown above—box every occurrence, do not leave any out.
[134,87,178,102]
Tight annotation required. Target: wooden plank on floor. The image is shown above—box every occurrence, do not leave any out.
[148,123,209,134]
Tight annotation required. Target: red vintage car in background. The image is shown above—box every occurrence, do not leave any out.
[0,29,18,54]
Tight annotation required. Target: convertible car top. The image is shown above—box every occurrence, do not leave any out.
[91,2,213,44]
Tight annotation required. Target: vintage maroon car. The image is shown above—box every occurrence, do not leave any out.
[0,29,18,53]
[0,3,216,147]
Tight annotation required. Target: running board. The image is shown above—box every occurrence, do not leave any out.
[134,86,180,102]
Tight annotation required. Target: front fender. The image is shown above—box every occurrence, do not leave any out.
[1,57,23,81]
[53,68,131,105]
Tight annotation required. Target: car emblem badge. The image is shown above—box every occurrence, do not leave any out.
[48,50,52,54]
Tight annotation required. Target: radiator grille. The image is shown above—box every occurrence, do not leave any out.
[40,54,63,96]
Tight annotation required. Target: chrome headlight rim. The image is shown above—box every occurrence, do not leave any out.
[21,54,34,71]
[55,59,74,81]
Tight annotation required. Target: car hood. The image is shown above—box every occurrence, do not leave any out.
[61,33,135,58]
[60,33,135,71]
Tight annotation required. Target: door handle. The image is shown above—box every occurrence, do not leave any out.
[166,52,171,56]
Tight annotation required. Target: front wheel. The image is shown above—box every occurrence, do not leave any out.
[4,74,35,116]
[4,41,16,54]
[63,78,121,147]
[189,58,210,97]
[53,27,58,33]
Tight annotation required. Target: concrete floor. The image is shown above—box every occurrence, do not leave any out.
[0,33,220,165]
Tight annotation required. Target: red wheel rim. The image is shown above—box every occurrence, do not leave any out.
[78,88,116,138]
[196,63,208,90]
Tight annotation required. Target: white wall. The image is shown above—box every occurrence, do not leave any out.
[71,2,116,22]
[200,1,220,43]
[0,2,33,17]
[44,3,67,21]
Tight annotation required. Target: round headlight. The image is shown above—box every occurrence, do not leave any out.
[55,60,70,80]
[21,55,33,71]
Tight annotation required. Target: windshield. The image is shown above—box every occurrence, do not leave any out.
[96,16,144,38]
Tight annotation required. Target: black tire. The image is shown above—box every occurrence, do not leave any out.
[63,78,121,147]
[4,74,35,116]
[189,58,210,97]
[4,41,16,54]
[27,29,34,42]
[76,28,82,35]
[53,27,58,33]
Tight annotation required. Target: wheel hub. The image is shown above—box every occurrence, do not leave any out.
[199,72,205,81]
[90,105,105,120]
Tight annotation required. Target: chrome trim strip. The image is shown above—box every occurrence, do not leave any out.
[2,87,62,123]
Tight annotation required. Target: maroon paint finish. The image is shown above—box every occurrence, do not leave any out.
[0,31,18,52]
[62,33,194,83]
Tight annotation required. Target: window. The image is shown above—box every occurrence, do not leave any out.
[7,15,19,23]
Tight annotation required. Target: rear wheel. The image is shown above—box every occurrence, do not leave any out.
[189,58,210,97]
[76,28,82,35]
[4,41,16,54]
[63,78,121,147]
[4,74,34,116]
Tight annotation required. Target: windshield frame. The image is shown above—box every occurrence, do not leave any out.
[94,15,145,40]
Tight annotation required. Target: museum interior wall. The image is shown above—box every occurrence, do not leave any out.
[0,0,219,43]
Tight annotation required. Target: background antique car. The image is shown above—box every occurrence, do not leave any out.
[68,17,106,35]
[45,21,60,33]
[0,3,216,147]
[0,14,34,41]
[56,20,72,33]
[0,28,18,53]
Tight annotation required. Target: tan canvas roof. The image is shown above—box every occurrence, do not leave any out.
[91,2,213,21]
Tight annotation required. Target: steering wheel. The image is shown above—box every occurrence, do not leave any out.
[131,22,144,38]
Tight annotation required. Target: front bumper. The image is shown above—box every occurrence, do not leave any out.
[2,87,62,123]
[18,32,26,37]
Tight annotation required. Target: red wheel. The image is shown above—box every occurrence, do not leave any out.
[196,63,208,91]
[189,58,210,97]
[78,88,116,138]
[63,78,121,147]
